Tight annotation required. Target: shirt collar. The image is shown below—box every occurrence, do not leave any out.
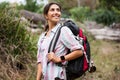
[51,23,61,33]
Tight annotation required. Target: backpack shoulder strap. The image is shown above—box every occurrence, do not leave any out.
[48,20,79,53]
[48,25,63,53]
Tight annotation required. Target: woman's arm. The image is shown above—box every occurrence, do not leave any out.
[47,26,84,63]
[47,49,83,63]
[36,63,42,80]
[64,49,83,61]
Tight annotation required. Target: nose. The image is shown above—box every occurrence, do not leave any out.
[54,9,59,13]
[54,10,61,16]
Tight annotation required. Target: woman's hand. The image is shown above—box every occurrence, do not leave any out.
[47,52,61,63]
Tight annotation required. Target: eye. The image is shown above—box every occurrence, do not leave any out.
[56,8,60,12]
[50,8,55,11]
[49,8,61,12]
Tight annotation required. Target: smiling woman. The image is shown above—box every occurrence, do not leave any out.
[36,2,84,80]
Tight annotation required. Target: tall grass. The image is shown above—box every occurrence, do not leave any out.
[0,6,37,79]
[0,6,37,56]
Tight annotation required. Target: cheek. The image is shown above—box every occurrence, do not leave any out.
[59,13,61,16]
[59,12,61,15]
[45,14,51,20]
[46,13,52,18]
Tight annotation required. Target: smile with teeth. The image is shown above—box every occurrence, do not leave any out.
[53,16,59,19]
[52,15,60,18]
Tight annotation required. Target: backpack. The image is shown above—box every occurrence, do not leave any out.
[48,20,96,80]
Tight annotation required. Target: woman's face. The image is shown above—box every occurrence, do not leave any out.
[45,4,61,24]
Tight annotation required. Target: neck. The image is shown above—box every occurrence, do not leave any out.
[48,21,57,31]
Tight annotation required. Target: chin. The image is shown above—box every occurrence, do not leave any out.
[54,20,60,23]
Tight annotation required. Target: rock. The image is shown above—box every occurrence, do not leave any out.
[110,23,120,30]
[84,21,120,41]
[20,10,46,25]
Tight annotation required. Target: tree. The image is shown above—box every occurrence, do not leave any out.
[99,0,120,10]
[24,0,39,12]
[49,0,77,11]
[0,2,9,11]
[49,0,78,17]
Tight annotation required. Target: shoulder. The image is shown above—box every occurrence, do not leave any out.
[37,32,45,46]
[61,20,79,36]
[38,32,45,40]
[60,25,75,41]
[61,26,73,34]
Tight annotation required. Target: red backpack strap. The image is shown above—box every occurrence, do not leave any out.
[79,29,83,37]
[79,29,89,71]
[83,36,87,51]
[79,29,87,51]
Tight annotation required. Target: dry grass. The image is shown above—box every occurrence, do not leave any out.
[0,52,37,80]
[76,39,120,80]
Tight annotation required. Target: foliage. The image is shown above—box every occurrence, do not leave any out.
[49,0,78,15]
[0,6,38,80]
[99,0,120,10]
[16,3,25,10]
[69,7,91,22]
[16,0,44,13]
[22,0,40,12]
[111,7,120,23]
[36,4,44,14]
[0,2,9,11]
[0,7,37,56]
[49,0,77,10]
[91,0,120,25]
[91,8,116,25]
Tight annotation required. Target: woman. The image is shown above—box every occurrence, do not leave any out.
[36,2,83,80]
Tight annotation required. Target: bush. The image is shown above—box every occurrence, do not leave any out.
[112,7,120,23]
[0,7,37,56]
[0,2,9,11]
[91,8,116,25]
[69,7,91,22]
[0,7,37,80]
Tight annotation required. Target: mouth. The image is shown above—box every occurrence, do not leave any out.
[53,16,60,19]
[53,15,60,19]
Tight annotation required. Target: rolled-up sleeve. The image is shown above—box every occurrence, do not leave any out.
[60,26,83,51]
[37,47,42,63]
